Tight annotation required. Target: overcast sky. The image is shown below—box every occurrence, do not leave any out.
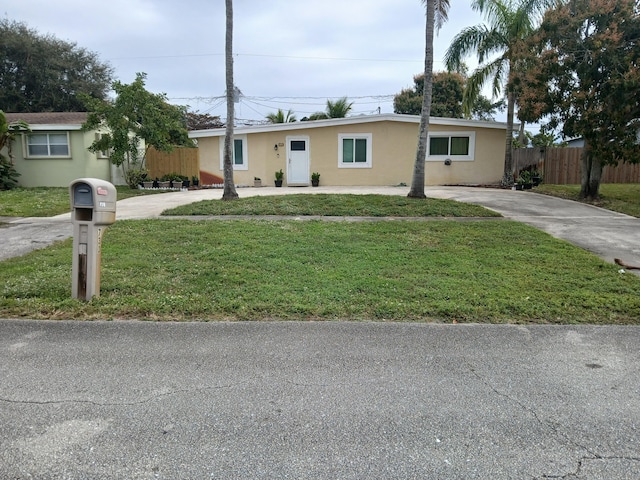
[5,1,491,123]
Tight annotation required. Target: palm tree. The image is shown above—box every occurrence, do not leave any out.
[408,0,450,199]
[222,0,238,200]
[265,108,297,123]
[444,0,555,186]
[307,97,354,120]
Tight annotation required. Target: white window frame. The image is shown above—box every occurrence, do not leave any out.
[426,131,476,161]
[95,133,111,159]
[219,135,248,171]
[25,132,71,158]
[338,133,372,168]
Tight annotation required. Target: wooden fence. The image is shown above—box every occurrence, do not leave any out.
[513,147,640,184]
[145,146,200,180]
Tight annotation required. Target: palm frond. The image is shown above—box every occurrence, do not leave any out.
[444,25,491,72]
[421,0,450,31]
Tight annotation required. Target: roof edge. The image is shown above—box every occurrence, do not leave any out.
[189,113,511,138]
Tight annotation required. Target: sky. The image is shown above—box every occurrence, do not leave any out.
[5,1,493,124]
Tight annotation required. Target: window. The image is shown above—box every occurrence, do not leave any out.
[426,132,475,161]
[219,135,248,170]
[338,133,372,168]
[95,133,111,159]
[26,133,70,158]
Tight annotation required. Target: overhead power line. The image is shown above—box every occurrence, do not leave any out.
[110,51,430,64]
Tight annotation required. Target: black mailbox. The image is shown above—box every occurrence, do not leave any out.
[73,183,94,207]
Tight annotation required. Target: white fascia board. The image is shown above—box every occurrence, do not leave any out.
[27,124,84,131]
[188,114,511,139]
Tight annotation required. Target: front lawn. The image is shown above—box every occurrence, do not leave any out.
[162,194,500,217]
[535,184,640,217]
[0,186,169,218]
[1,219,637,323]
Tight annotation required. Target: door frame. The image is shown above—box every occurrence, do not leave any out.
[286,135,310,186]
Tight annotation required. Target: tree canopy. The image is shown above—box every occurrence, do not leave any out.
[186,111,224,130]
[517,0,640,198]
[0,19,114,113]
[305,97,354,120]
[83,73,192,188]
[394,71,504,120]
[266,108,297,123]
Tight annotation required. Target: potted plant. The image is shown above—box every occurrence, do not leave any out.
[254,177,262,187]
[160,173,184,189]
[274,169,284,187]
[143,174,154,189]
[158,174,172,188]
[191,175,200,187]
[531,169,542,186]
[516,170,533,190]
[311,172,320,187]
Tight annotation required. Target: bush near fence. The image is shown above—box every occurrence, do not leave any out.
[513,147,640,184]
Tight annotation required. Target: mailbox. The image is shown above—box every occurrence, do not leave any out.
[70,178,117,225]
[69,178,117,301]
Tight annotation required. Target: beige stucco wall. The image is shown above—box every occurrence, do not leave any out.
[196,120,506,187]
[10,130,113,188]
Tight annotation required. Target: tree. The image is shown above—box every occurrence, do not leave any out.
[306,97,354,120]
[0,19,113,113]
[266,109,297,123]
[223,0,239,200]
[186,111,224,130]
[518,0,640,199]
[0,111,29,190]
[408,0,450,199]
[395,72,464,117]
[394,71,504,119]
[83,73,193,188]
[444,0,555,186]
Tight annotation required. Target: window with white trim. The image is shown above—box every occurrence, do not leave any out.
[26,133,70,158]
[338,133,372,168]
[219,135,248,170]
[95,133,111,159]
[426,131,475,161]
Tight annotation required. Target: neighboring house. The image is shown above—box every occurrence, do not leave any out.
[566,137,585,148]
[189,114,510,187]
[3,112,126,187]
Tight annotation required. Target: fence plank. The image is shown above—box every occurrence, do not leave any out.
[145,146,200,180]
[512,147,640,184]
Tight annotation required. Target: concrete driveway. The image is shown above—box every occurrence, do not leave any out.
[2,186,639,272]
[1,320,639,479]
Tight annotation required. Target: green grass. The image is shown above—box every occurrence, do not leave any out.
[163,194,500,217]
[535,184,640,217]
[1,219,638,323]
[0,186,169,218]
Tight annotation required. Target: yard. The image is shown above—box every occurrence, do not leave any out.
[0,190,638,323]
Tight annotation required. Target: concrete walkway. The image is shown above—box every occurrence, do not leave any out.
[2,186,639,272]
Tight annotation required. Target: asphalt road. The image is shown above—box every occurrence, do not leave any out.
[1,320,639,479]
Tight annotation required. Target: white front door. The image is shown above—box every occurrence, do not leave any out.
[287,136,310,185]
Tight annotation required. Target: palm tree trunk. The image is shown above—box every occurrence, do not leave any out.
[408,0,435,199]
[223,0,239,200]
[501,89,515,186]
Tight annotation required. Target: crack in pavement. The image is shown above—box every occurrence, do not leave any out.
[463,360,619,479]
[541,455,640,479]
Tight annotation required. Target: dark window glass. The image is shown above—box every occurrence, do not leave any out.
[291,140,306,151]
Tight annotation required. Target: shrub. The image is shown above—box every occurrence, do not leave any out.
[0,156,20,190]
